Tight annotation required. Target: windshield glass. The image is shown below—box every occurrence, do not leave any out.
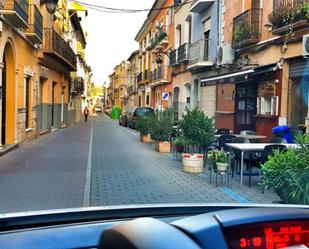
[0,0,308,215]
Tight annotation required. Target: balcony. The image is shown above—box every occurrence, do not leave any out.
[150,26,169,51]
[188,39,214,70]
[232,8,262,49]
[190,0,214,13]
[24,4,43,44]
[0,0,28,28]
[42,28,77,71]
[270,0,309,35]
[169,49,178,66]
[177,43,190,63]
[71,77,85,95]
[150,65,169,86]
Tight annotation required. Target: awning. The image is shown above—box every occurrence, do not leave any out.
[200,64,279,87]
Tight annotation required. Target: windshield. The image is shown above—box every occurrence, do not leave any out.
[0,0,308,215]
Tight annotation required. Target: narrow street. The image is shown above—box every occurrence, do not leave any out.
[0,115,280,213]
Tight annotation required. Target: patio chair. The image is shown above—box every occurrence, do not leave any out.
[218,134,236,151]
[215,128,230,135]
[230,137,261,187]
[269,137,287,144]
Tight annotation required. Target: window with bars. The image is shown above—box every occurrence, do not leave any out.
[288,76,309,130]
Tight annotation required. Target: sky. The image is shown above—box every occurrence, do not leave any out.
[84,0,155,87]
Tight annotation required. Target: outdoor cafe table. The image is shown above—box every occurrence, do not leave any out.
[215,134,267,141]
[225,143,299,187]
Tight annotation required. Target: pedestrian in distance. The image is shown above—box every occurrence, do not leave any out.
[84,106,90,122]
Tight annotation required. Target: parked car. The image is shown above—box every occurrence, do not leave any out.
[95,106,102,113]
[128,107,154,129]
[119,109,133,127]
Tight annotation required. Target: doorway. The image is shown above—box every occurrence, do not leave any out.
[51,82,56,127]
[235,83,257,133]
[1,55,6,145]
[1,42,16,145]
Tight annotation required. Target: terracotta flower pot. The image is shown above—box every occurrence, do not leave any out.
[155,141,171,153]
[140,134,152,143]
[182,153,204,173]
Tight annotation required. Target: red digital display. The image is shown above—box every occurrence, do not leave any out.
[224,220,309,249]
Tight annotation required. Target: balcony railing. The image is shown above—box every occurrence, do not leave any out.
[271,0,309,34]
[189,39,212,68]
[150,26,168,50]
[25,4,43,44]
[42,28,77,71]
[170,49,178,66]
[232,8,262,49]
[151,66,169,85]
[178,43,190,63]
[0,0,28,28]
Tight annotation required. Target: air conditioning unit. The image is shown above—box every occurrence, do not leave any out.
[302,34,309,56]
[217,44,235,66]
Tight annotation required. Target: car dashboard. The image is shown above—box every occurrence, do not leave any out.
[0,205,308,249]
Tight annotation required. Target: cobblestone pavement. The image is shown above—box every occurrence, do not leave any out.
[90,115,280,206]
[0,114,280,214]
[0,121,92,213]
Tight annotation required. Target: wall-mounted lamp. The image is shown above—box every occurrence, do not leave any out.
[45,0,59,15]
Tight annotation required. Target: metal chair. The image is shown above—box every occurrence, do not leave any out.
[240,130,256,135]
[269,137,287,144]
[215,128,230,135]
[218,134,236,151]
[260,144,287,164]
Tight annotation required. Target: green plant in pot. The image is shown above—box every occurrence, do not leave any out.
[174,136,186,153]
[261,134,309,205]
[136,114,152,143]
[179,108,215,173]
[149,108,175,153]
[208,150,229,174]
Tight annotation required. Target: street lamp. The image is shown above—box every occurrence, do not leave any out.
[45,0,59,14]
[155,51,170,67]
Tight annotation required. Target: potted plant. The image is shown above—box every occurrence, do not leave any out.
[136,115,152,143]
[149,108,175,153]
[261,134,309,205]
[173,136,185,153]
[179,108,215,173]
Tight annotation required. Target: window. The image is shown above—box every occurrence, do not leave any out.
[25,77,30,129]
[257,96,279,116]
[146,95,150,105]
[138,96,142,107]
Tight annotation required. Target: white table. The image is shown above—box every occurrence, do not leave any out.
[215,134,267,141]
[225,143,299,187]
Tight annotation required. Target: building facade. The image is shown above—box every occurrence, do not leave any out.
[0,0,90,150]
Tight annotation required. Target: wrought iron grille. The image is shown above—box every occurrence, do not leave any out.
[287,76,309,130]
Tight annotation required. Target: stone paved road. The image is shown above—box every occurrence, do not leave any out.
[0,114,280,214]
[90,115,280,206]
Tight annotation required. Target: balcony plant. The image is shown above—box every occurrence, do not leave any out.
[233,23,259,46]
[269,2,309,35]
[179,108,215,173]
[149,108,175,153]
[261,134,309,205]
[136,115,153,143]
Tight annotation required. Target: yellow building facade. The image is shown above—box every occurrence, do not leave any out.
[0,0,89,150]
